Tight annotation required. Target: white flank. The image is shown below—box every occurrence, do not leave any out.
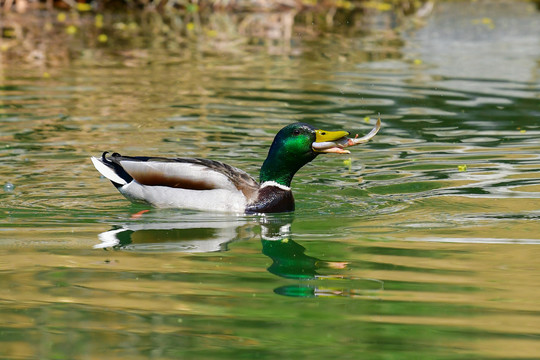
[260,181,291,191]
[91,157,128,185]
[119,182,247,213]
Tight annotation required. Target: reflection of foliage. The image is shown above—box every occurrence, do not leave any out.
[1,0,430,64]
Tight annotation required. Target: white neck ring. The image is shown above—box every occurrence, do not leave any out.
[260,181,291,191]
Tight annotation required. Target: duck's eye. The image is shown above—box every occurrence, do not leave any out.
[292,129,301,136]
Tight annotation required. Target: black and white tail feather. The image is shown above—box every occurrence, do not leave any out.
[91,152,133,188]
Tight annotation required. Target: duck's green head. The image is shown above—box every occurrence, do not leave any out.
[260,123,349,187]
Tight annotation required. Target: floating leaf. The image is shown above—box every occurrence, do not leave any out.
[343,157,352,172]
[206,29,218,37]
[187,4,199,13]
[481,17,493,25]
[76,3,92,12]
[113,22,126,31]
[472,17,495,29]
[336,0,353,9]
[95,14,104,28]
[364,1,392,11]
[3,29,15,38]
[66,25,78,35]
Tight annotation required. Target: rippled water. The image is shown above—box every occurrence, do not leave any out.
[2,2,540,359]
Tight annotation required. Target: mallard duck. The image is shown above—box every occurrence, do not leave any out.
[91,120,380,214]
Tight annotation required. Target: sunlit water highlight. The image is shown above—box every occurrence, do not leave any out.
[1,2,540,359]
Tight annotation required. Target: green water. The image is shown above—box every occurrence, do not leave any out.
[1,2,540,359]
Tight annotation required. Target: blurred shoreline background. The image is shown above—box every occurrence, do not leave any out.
[1,0,436,65]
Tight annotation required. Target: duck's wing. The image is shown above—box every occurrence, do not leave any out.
[92,152,259,201]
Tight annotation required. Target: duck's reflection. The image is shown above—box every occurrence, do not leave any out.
[258,215,382,298]
[96,212,248,253]
[96,211,383,297]
[260,214,341,280]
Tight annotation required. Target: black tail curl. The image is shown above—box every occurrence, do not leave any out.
[101,151,134,187]
[101,151,111,163]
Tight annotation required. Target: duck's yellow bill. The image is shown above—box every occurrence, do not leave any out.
[315,129,350,143]
[313,129,350,154]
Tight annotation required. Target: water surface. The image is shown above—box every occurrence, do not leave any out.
[1,2,540,359]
